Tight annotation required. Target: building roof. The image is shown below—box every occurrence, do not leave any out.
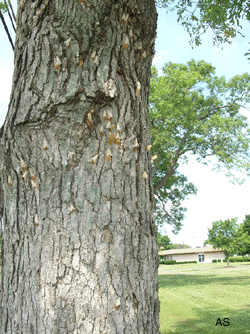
[159,246,223,256]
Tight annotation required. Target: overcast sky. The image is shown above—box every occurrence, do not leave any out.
[0,3,250,247]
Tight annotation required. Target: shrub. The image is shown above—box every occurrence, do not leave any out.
[229,256,248,262]
[222,257,250,263]
[218,259,221,262]
[212,259,217,263]
[176,261,197,264]
[164,260,176,265]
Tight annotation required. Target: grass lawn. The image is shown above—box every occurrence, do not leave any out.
[158,262,250,333]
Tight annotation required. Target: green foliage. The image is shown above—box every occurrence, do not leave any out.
[163,260,177,265]
[233,219,250,256]
[161,260,198,265]
[242,214,250,235]
[206,218,239,263]
[0,0,9,12]
[157,232,173,250]
[171,243,191,249]
[212,259,217,263]
[159,0,250,60]
[228,256,250,262]
[176,260,197,264]
[154,173,197,233]
[237,214,250,255]
[150,60,250,231]
[218,259,221,262]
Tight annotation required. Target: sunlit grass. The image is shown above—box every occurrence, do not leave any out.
[158,263,250,333]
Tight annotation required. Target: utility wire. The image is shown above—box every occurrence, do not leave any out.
[4,0,15,32]
[0,10,14,51]
[6,0,15,23]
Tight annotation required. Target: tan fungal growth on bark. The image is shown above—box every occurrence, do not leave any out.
[103,109,113,122]
[78,0,86,4]
[90,50,96,60]
[121,13,129,25]
[54,56,61,71]
[8,175,13,187]
[91,154,99,165]
[146,145,152,151]
[42,138,49,151]
[64,38,71,48]
[70,203,76,214]
[86,113,93,128]
[20,170,28,180]
[99,125,104,137]
[113,133,120,146]
[123,36,129,50]
[103,110,108,121]
[106,110,113,122]
[141,50,147,59]
[31,179,38,189]
[79,59,83,67]
[133,138,139,152]
[129,29,133,39]
[108,133,113,146]
[136,81,141,98]
[34,214,39,227]
[105,148,112,162]
[20,159,27,171]
[135,42,142,50]
[106,121,112,132]
[151,154,158,163]
[29,168,37,180]
[114,297,121,310]
[142,171,148,178]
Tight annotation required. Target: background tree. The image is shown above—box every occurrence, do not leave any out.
[0,0,160,332]
[242,214,250,235]
[205,218,239,266]
[161,0,250,60]
[171,243,191,249]
[157,232,173,250]
[149,59,250,232]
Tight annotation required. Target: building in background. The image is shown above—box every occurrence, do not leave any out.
[159,246,225,263]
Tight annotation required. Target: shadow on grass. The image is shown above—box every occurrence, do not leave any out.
[160,305,250,334]
[158,274,250,289]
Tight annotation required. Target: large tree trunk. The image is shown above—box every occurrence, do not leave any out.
[0,0,160,333]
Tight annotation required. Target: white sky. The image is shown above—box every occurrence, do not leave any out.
[0,3,250,247]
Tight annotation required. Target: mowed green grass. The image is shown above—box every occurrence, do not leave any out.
[158,262,250,334]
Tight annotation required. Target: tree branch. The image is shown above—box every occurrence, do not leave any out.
[197,95,245,121]
[153,129,192,192]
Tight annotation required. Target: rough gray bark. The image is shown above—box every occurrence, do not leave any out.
[0,0,160,333]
